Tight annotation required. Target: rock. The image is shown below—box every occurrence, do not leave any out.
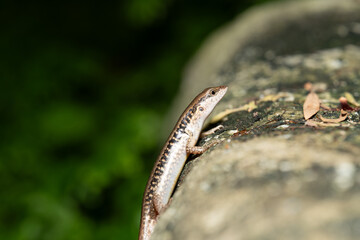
[153,0,360,239]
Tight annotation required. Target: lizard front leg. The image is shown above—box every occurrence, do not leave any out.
[186,142,221,154]
[185,130,220,155]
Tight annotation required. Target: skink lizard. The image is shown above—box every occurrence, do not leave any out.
[139,86,228,240]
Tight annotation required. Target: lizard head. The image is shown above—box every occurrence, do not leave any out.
[193,85,228,121]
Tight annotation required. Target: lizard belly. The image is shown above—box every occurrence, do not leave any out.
[155,136,188,210]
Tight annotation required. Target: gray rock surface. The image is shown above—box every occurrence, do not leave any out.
[154,0,360,239]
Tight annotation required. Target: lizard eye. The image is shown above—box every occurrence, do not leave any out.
[199,107,204,111]
[211,90,216,95]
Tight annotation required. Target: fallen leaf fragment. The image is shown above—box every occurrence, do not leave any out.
[320,103,332,110]
[304,82,327,92]
[319,110,348,123]
[303,91,320,120]
[305,119,341,127]
[261,92,290,102]
[210,101,257,123]
[304,82,313,91]
[305,119,319,127]
[344,92,360,107]
[312,82,328,92]
[339,97,354,110]
[200,125,224,138]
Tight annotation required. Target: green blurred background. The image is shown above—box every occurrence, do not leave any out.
[1,0,274,239]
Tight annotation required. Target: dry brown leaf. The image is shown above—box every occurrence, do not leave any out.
[344,92,360,107]
[303,91,320,120]
[319,110,348,123]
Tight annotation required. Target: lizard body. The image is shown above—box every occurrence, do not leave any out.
[139,86,228,240]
